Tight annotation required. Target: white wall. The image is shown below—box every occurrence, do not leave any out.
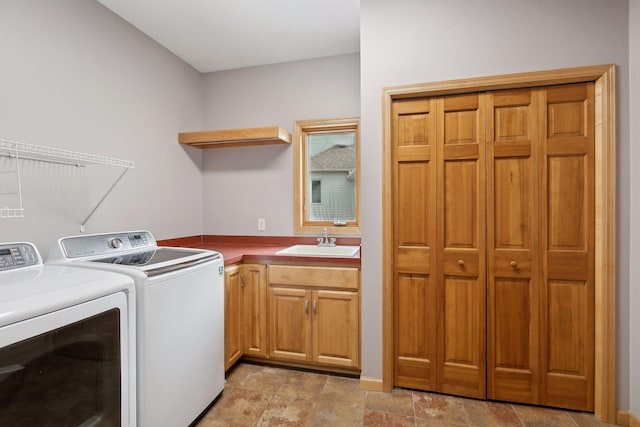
[0,0,204,254]
[629,0,640,417]
[360,0,631,409]
[201,54,360,236]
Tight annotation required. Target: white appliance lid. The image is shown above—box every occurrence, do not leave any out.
[0,264,134,328]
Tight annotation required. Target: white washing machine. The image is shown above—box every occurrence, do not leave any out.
[48,231,225,427]
[0,241,136,426]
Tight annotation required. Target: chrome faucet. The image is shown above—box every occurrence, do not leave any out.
[317,227,336,247]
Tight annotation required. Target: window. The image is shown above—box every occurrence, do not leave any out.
[311,180,322,204]
[294,117,360,235]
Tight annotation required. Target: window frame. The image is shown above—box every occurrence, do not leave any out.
[293,117,361,235]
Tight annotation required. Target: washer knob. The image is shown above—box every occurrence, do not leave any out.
[108,237,123,249]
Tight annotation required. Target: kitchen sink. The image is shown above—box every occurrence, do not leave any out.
[275,244,360,257]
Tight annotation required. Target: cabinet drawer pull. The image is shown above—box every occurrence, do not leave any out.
[313,300,317,314]
[510,261,518,268]
[457,259,465,266]
[305,300,309,314]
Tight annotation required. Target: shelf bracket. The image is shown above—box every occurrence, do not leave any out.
[80,167,130,232]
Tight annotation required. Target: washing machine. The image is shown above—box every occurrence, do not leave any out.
[48,230,225,427]
[0,241,136,426]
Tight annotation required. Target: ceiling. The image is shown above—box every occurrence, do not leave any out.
[97,0,361,73]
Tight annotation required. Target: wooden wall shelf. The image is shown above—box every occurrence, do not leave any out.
[178,126,291,149]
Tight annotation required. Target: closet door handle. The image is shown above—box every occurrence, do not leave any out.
[305,300,309,314]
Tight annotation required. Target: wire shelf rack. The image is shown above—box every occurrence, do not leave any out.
[0,138,134,227]
[0,138,134,168]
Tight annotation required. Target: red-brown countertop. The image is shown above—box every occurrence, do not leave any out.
[157,235,361,266]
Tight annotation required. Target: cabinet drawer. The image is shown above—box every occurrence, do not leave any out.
[268,265,359,290]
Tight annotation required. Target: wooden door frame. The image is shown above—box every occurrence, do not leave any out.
[381,64,617,423]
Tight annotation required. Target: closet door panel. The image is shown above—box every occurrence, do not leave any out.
[487,89,540,403]
[540,84,594,411]
[394,273,437,389]
[396,162,431,272]
[441,275,484,396]
[437,94,486,399]
[392,98,438,389]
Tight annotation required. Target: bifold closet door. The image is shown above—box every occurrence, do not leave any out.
[391,94,487,399]
[487,83,595,411]
[392,98,438,391]
[392,83,595,411]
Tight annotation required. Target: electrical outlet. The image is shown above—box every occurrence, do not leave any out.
[257,218,266,232]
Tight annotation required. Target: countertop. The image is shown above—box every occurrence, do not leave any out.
[157,235,361,266]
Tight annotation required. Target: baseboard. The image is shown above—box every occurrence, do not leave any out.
[617,409,640,427]
[360,376,384,391]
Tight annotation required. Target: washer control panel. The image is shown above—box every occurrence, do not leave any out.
[0,243,40,271]
[60,231,156,258]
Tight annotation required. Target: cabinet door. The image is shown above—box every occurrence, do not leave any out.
[436,94,486,399]
[268,287,311,362]
[312,290,359,368]
[224,264,243,370]
[487,88,540,403]
[242,264,268,358]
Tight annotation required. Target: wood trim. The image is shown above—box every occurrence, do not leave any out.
[617,410,640,427]
[381,88,394,393]
[383,64,614,99]
[381,64,616,422]
[360,376,384,391]
[593,66,617,423]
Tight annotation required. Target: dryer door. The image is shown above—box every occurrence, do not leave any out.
[0,292,131,426]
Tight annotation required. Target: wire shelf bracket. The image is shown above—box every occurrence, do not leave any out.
[0,138,135,229]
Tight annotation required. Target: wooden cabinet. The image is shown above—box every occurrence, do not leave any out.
[391,83,595,411]
[224,264,243,370]
[268,265,360,369]
[224,263,268,370]
[268,287,311,361]
[242,264,268,358]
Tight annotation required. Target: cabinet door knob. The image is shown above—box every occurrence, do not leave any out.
[313,300,317,314]
[458,259,465,266]
[510,261,518,268]
[305,300,309,314]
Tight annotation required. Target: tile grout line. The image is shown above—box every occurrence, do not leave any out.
[510,403,526,427]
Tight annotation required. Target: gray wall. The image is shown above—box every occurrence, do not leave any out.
[360,0,632,409]
[0,0,204,254]
[200,54,360,236]
[629,0,640,417]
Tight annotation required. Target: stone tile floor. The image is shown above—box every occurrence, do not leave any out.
[196,362,619,427]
